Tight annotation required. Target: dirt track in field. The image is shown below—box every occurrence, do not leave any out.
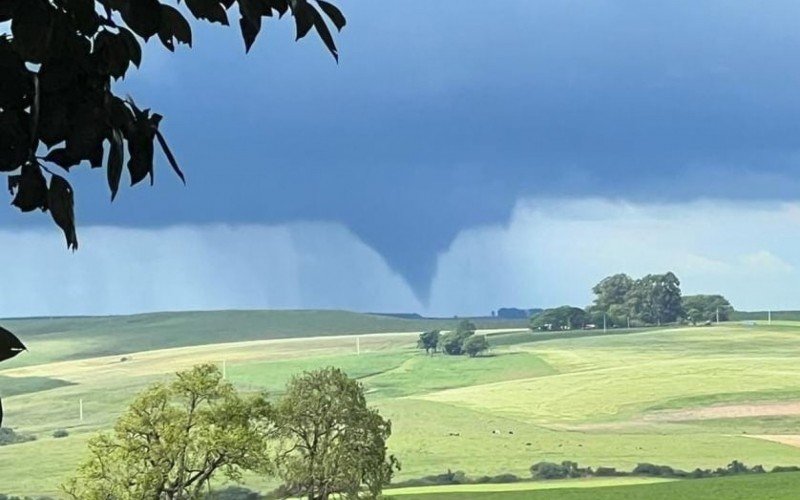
[645,402,800,421]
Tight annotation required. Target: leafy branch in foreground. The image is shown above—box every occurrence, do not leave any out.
[1,0,345,249]
[61,364,273,499]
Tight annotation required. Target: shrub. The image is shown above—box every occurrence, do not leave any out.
[632,463,675,477]
[530,462,569,480]
[0,428,36,446]
[487,473,519,483]
[772,466,800,473]
[53,429,69,439]
[594,466,620,477]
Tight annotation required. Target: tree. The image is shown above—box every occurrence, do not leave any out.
[682,294,733,325]
[630,272,683,325]
[417,330,441,354]
[1,0,345,248]
[438,320,477,355]
[0,326,26,428]
[62,364,272,500]
[530,306,587,331]
[273,367,399,500]
[591,274,634,314]
[456,319,476,336]
[463,335,489,357]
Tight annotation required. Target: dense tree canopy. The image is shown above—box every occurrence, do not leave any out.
[683,294,733,325]
[438,320,477,355]
[1,0,344,248]
[273,367,399,500]
[530,306,588,331]
[62,364,272,499]
[463,334,489,357]
[417,330,441,354]
[587,272,683,327]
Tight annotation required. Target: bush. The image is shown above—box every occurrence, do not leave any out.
[0,428,36,446]
[594,466,620,477]
[632,463,675,477]
[772,465,800,473]
[52,429,69,439]
[530,462,569,480]
[487,473,519,483]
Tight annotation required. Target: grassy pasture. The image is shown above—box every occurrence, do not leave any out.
[393,472,800,499]
[2,312,800,497]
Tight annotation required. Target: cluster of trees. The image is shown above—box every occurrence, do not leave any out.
[63,364,398,500]
[417,320,489,357]
[530,272,733,330]
[588,272,683,327]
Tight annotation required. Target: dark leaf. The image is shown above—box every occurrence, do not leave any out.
[0,110,29,172]
[127,111,156,186]
[43,148,81,170]
[11,0,54,63]
[158,5,193,50]
[65,0,100,35]
[315,0,345,31]
[155,130,185,184]
[292,0,314,40]
[185,0,230,25]
[0,38,32,110]
[48,174,78,250]
[119,28,143,68]
[0,325,26,363]
[10,163,48,212]
[0,0,19,23]
[308,4,337,61]
[239,15,262,52]
[94,31,131,79]
[269,0,289,17]
[108,128,124,200]
[122,0,162,40]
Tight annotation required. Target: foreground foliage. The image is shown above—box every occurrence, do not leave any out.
[1,0,345,247]
[273,367,399,500]
[62,364,272,499]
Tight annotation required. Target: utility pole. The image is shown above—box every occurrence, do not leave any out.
[603,313,607,333]
[716,307,720,324]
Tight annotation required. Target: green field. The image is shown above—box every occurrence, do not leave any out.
[2,311,800,497]
[392,472,800,499]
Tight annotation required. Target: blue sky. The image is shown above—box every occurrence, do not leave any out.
[3,1,800,316]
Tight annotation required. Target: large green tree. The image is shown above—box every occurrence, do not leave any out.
[273,367,399,500]
[682,294,733,325]
[1,0,345,248]
[591,273,634,313]
[627,272,682,325]
[463,334,489,357]
[416,330,441,355]
[530,306,587,331]
[62,364,273,499]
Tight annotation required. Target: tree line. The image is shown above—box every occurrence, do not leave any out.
[531,272,733,331]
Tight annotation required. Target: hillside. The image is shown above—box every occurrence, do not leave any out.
[0,310,526,368]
